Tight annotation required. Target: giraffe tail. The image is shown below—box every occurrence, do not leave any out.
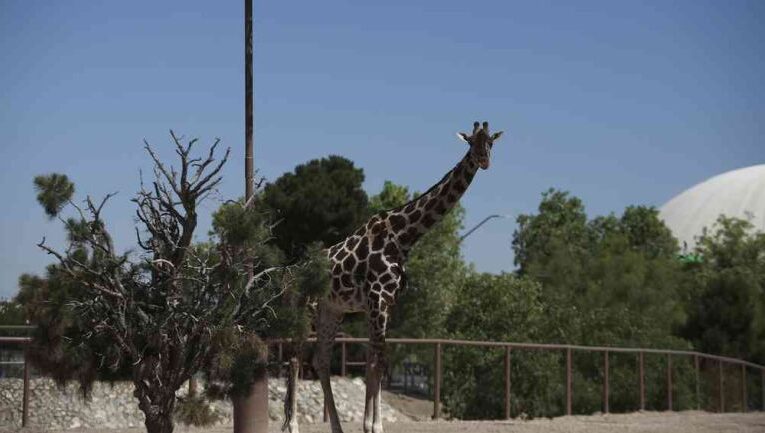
[282,356,300,432]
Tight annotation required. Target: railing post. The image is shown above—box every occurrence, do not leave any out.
[719,360,725,412]
[433,342,442,420]
[504,346,511,419]
[694,355,700,410]
[603,351,609,414]
[741,364,747,412]
[277,342,283,378]
[761,369,764,411]
[639,351,645,411]
[341,342,347,377]
[566,348,572,416]
[667,354,673,411]
[22,350,29,428]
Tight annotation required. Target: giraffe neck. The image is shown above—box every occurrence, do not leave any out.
[385,150,479,252]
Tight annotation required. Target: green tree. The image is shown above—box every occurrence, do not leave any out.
[16,268,132,390]
[27,135,286,433]
[511,189,692,413]
[261,156,369,260]
[682,216,765,364]
[0,300,24,326]
[442,272,562,419]
[513,190,685,346]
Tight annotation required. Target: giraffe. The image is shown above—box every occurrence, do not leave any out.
[284,121,504,433]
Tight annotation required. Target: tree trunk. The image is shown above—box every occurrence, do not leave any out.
[144,413,175,433]
[188,376,198,397]
[135,380,177,433]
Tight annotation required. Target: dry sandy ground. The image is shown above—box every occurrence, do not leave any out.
[7,412,765,433]
[273,412,765,433]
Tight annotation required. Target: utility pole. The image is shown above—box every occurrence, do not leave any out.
[244,0,254,202]
[232,1,268,433]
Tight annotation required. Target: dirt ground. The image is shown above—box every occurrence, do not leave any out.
[8,412,765,433]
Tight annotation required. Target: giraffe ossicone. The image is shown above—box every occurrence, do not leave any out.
[284,121,504,433]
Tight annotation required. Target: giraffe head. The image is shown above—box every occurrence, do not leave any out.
[457,121,503,170]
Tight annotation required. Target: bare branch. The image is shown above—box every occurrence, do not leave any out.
[143,139,180,196]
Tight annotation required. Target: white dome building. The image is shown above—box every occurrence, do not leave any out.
[659,164,765,250]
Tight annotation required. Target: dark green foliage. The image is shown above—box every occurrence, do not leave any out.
[512,189,686,348]
[211,199,285,274]
[438,188,696,419]
[618,206,678,259]
[205,329,269,398]
[174,395,222,427]
[442,273,560,419]
[0,300,25,327]
[33,174,74,218]
[265,242,331,342]
[205,198,331,398]
[294,242,332,301]
[513,189,590,274]
[16,268,131,394]
[202,199,292,398]
[261,156,369,260]
[681,216,765,364]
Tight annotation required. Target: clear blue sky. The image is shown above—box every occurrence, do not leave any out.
[1,1,763,298]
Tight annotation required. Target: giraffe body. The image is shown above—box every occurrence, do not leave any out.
[285,122,503,433]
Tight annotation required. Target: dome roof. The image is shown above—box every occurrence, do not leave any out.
[659,164,765,249]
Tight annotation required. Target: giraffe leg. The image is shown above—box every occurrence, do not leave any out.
[364,306,389,433]
[362,348,379,433]
[313,302,344,433]
[283,356,300,433]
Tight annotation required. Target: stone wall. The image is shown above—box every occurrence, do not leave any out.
[0,377,404,429]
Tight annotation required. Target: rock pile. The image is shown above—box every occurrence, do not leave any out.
[0,377,405,429]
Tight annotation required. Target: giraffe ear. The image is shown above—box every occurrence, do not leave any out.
[491,131,504,141]
[457,132,470,143]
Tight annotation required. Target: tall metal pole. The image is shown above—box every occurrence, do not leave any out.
[233,2,268,433]
[244,0,254,201]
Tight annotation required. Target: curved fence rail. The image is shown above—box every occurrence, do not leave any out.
[272,337,765,420]
[3,335,764,425]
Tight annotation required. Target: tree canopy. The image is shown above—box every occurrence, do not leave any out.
[260,155,369,260]
[682,216,765,364]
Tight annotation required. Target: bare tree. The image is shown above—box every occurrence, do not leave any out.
[36,133,285,433]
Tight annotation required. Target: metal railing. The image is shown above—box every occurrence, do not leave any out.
[4,335,764,425]
[0,336,31,427]
[273,337,765,419]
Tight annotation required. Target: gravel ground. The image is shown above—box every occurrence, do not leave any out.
[5,411,765,433]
